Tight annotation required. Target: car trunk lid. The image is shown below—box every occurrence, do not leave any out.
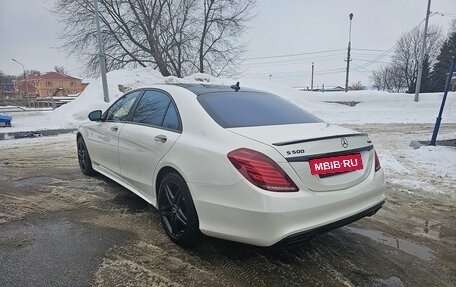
[228,123,374,191]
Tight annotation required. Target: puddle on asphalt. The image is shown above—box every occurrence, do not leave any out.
[15,176,53,186]
[377,276,405,287]
[346,226,435,261]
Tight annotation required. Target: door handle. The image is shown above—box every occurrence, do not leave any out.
[111,126,119,132]
[154,135,167,143]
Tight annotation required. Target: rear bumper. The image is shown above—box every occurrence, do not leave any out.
[189,169,385,247]
[274,200,384,248]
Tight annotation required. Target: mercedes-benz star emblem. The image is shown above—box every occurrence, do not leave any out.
[341,137,349,148]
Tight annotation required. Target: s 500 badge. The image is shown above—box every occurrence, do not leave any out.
[286,149,305,155]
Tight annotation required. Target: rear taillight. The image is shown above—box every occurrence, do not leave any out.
[374,151,381,172]
[227,148,298,192]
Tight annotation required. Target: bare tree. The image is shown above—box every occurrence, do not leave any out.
[370,64,407,93]
[349,81,365,90]
[54,65,69,75]
[53,0,255,77]
[0,71,18,84]
[392,25,441,93]
[198,0,254,76]
[371,25,442,93]
[370,69,384,91]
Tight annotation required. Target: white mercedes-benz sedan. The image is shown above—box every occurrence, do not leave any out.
[76,83,385,247]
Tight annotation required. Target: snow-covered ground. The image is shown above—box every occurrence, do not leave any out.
[1,67,455,197]
[349,124,456,197]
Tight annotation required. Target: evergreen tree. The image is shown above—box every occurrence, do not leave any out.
[430,22,456,92]
[420,55,432,93]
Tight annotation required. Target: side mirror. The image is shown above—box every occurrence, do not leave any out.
[88,110,103,121]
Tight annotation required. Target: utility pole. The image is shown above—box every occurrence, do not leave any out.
[414,0,432,102]
[93,0,110,103]
[12,58,30,107]
[311,62,314,91]
[345,13,353,93]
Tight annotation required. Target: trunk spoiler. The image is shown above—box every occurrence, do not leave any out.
[273,133,369,146]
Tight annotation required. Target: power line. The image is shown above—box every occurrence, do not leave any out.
[351,63,376,75]
[244,15,432,84]
[352,58,390,64]
[272,70,346,81]
[246,67,345,77]
[351,51,394,56]
[351,66,371,77]
[358,45,396,68]
[430,11,456,18]
[245,49,346,61]
[246,68,346,80]
[355,17,430,70]
[245,54,347,67]
[352,48,389,52]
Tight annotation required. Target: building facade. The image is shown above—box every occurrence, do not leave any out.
[14,72,86,97]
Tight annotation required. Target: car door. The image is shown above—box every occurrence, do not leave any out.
[86,90,142,175]
[118,89,182,196]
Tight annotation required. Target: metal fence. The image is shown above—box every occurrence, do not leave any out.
[0,95,75,109]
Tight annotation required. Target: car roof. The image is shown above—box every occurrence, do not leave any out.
[171,83,262,96]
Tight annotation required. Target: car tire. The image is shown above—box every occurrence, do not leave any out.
[77,137,95,176]
[158,173,201,247]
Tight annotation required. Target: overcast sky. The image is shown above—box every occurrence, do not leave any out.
[0,0,455,87]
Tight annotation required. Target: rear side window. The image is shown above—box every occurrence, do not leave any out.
[131,90,181,131]
[162,103,180,130]
[198,91,322,128]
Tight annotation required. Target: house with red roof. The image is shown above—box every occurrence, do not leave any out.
[14,71,87,97]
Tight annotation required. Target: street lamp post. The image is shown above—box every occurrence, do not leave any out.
[12,58,31,107]
[345,13,353,93]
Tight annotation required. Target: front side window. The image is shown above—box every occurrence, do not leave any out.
[105,90,142,122]
[130,90,181,131]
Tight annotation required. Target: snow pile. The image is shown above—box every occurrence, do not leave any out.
[49,68,240,129]
[53,67,164,124]
[369,128,456,196]
[389,145,456,194]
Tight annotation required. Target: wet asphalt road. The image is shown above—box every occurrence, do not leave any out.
[0,125,455,287]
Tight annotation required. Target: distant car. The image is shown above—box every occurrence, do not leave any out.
[76,84,385,247]
[0,114,12,127]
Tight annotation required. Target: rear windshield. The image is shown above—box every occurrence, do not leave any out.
[198,91,322,128]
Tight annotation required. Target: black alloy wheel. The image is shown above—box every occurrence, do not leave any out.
[77,137,95,176]
[158,173,200,247]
